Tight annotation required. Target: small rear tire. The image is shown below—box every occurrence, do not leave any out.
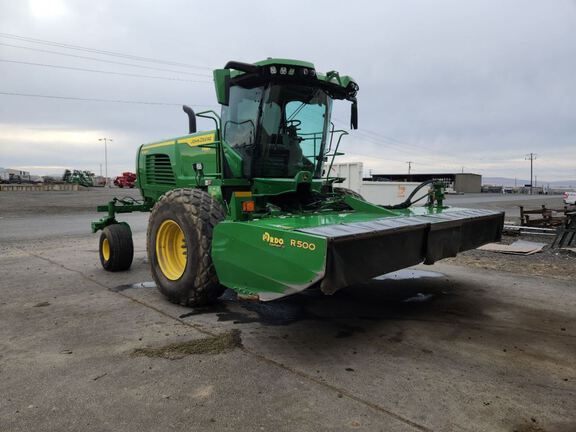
[99,224,134,271]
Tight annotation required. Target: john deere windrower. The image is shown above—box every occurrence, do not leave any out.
[92,58,504,305]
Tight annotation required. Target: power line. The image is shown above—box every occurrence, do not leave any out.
[0,58,212,83]
[342,128,484,172]
[333,117,448,159]
[353,124,460,159]
[340,124,447,163]
[0,32,212,71]
[0,42,212,77]
[334,116,499,163]
[334,117,512,165]
[0,91,217,107]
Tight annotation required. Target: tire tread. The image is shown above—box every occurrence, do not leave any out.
[147,188,225,307]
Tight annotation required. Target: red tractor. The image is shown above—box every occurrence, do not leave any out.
[113,172,136,188]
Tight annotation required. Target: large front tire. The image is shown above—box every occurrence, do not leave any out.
[147,188,226,307]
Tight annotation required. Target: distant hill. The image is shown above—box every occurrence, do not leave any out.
[483,177,576,188]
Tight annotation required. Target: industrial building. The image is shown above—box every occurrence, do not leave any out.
[366,173,482,193]
[0,167,31,183]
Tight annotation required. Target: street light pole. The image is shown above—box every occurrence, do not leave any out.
[525,153,537,195]
[99,138,113,187]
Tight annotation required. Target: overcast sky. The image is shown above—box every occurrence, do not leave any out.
[0,0,575,182]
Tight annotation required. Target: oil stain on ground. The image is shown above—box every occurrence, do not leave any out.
[111,281,156,292]
[132,329,242,360]
[179,289,310,326]
[116,270,448,330]
[117,270,448,329]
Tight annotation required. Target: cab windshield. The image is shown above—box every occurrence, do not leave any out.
[222,84,331,178]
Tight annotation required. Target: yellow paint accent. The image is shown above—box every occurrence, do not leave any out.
[289,238,317,251]
[141,140,176,152]
[262,231,285,248]
[234,191,252,198]
[101,237,110,261]
[141,134,215,154]
[155,219,187,281]
[179,133,216,147]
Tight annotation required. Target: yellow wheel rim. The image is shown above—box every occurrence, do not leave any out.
[156,219,187,280]
[102,238,110,261]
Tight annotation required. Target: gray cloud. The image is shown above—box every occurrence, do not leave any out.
[0,0,575,180]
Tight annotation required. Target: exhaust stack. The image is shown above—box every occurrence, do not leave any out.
[182,105,197,134]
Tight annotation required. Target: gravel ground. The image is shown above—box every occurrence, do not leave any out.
[445,194,569,223]
[445,233,576,281]
[0,187,142,217]
[2,188,575,431]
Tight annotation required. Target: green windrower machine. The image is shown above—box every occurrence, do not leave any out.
[92,58,504,305]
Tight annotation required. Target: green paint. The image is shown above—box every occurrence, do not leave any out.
[212,220,327,298]
[92,58,503,301]
[343,195,398,215]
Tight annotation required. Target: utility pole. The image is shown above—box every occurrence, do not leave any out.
[99,138,113,187]
[525,153,537,195]
[406,161,413,181]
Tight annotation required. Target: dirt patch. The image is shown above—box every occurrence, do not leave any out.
[445,233,576,281]
[33,301,51,307]
[512,426,547,432]
[132,330,242,359]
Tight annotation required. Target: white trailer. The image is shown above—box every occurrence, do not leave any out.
[329,162,429,207]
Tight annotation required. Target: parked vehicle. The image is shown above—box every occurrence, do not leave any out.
[114,172,136,188]
[63,169,95,187]
[91,58,504,306]
[563,191,576,205]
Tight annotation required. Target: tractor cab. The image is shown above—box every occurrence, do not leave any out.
[215,59,358,180]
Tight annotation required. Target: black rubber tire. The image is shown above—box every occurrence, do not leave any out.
[333,187,365,201]
[99,224,134,271]
[147,188,226,307]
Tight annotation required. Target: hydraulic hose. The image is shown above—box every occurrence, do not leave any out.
[381,179,435,210]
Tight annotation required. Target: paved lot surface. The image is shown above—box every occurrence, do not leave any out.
[1,190,575,432]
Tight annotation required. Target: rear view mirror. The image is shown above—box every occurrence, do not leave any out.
[213,69,231,106]
[350,100,358,130]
